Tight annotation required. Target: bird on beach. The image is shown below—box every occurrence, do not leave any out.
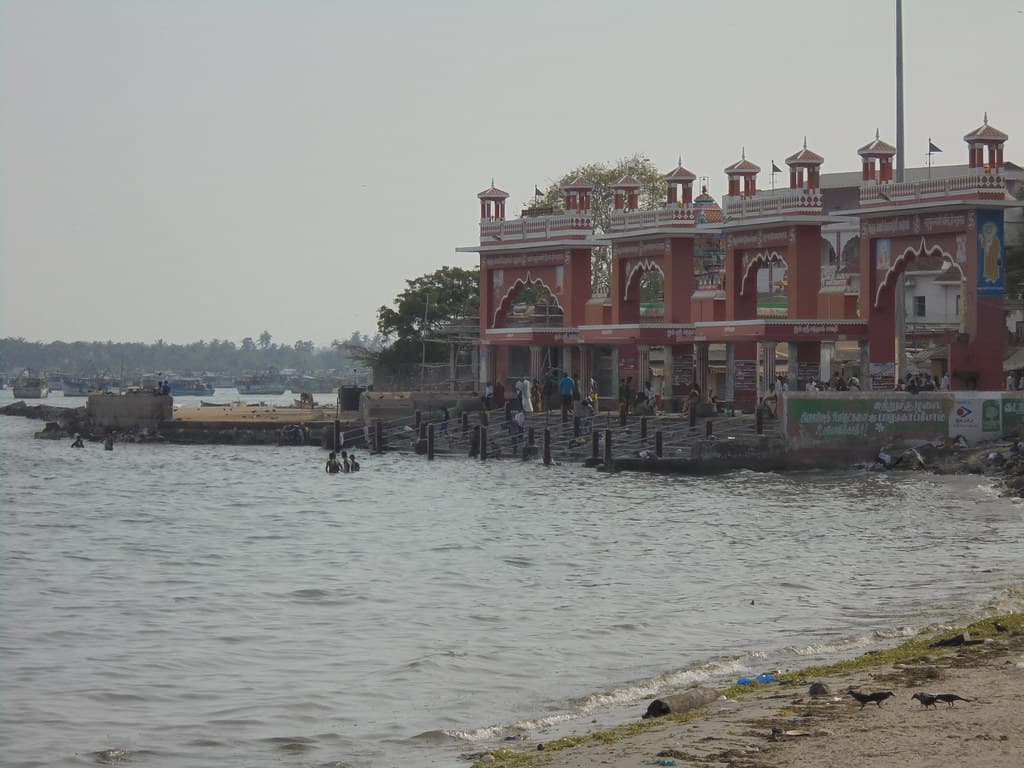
[847,687,895,708]
[911,692,938,708]
[934,693,971,707]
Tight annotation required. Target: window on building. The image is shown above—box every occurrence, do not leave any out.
[914,296,926,317]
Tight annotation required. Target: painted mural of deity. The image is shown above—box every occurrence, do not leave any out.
[979,221,1002,283]
[976,210,1005,296]
[876,238,891,271]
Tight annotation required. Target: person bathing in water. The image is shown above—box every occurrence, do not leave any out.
[325,451,343,474]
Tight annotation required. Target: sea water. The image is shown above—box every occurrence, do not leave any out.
[1,392,1022,768]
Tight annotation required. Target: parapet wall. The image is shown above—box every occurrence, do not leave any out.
[87,392,173,429]
[782,391,1024,454]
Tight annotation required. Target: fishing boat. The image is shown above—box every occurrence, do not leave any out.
[62,376,97,396]
[235,373,286,395]
[12,373,50,399]
[168,377,215,397]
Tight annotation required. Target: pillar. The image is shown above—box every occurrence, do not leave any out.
[820,342,835,384]
[694,342,710,398]
[759,342,777,397]
[479,343,494,389]
[578,346,591,395]
[667,344,694,401]
[791,341,821,390]
[636,345,650,389]
[529,345,543,382]
[728,341,758,411]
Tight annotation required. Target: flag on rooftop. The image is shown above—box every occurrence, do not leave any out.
[928,139,942,153]
[771,161,782,174]
[534,186,543,198]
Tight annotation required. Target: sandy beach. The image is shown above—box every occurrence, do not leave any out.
[471,614,1023,768]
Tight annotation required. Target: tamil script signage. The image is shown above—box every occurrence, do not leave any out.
[785,394,952,447]
[785,392,1024,449]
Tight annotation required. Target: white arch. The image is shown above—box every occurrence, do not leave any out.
[491,271,565,327]
[623,259,665,301]
[740,251,787,297]
[874,237,961,308]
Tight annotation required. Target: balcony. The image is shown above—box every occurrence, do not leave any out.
[723,187,823,219]
[859,170,1007,206]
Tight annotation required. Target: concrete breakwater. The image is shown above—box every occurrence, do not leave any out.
[0,399,366,448]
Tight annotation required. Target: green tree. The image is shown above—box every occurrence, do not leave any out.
[258,330,272,350]
[375,265,479,369]
[535,154,668,294]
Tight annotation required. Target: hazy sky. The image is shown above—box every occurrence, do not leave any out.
[2,0,1022,347]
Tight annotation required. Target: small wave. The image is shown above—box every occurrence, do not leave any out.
[89,748,153,764]
[290,588,330,600]
[409,729,462,744]
[260,736,318,752]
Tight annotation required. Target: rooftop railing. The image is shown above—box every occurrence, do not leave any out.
[723,187,823,219]
[859,170,1006,204]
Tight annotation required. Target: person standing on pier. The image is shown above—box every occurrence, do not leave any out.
[559,371,576,417]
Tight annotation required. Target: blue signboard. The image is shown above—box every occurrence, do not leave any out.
[976,209,1005,296]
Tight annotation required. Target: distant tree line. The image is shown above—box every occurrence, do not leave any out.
[0,330,381,379]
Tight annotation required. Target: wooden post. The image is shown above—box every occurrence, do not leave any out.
[574,415,581,437]
[419,421,427,440]
[480,426,488,461]
[655,430,663,457]
[461,412,469,434]
[415,410,422,431]
[640,416,648,440]
[543,428,551,465]
[706,420,713,437]
[427,424,435,460]
[375,419,384,452]
[603,428,612,465]
[756,407,763,435]
[689,405,697,428]
[528,426,536,447]
[591,430,600,460]
[619,404,627,426]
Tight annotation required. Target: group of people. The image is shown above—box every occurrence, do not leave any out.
[898,372,948,393]
[618,376,657,414]
[482,377,544,412]
[325,450,360,474]
[70,433,117,450]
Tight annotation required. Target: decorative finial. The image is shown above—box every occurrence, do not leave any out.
[491,176,494,187]
[678,155,682,168]
[875,128,880,140]
[803,136,807,149]
[984,112,988,125]
[742,146,746,160]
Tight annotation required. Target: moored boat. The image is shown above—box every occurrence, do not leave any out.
[62,376,98,396]
[168,377,215,397]
[235,373,286,395]
[12,373,50,399]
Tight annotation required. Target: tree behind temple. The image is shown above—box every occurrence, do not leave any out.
[535,154,668,294]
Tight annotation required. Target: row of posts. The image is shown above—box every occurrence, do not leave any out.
[374,403,765,463]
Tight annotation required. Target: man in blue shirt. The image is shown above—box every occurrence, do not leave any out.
[559,371,576,417]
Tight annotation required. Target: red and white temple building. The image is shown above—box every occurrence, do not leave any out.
[459,118,1023,410]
